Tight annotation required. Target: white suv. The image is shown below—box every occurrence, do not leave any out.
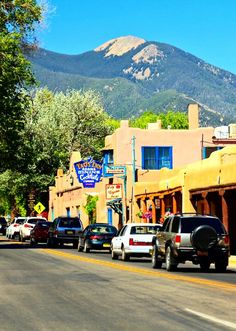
[19,216,47,242]
[111,223,162,261]
[6,217,26,239]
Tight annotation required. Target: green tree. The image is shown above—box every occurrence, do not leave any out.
[130,110,188,129]
[0,0,42,171]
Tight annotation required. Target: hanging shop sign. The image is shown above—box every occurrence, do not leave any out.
[103,165,126,177]
[74,157,103,188]
[106,184,123,200]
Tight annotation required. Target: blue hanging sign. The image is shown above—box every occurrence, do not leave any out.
[74,157,103,188]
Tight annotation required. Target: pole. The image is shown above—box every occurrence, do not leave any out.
[131,136,136,222]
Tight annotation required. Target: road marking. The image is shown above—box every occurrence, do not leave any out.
[41,249,236,292]
[185,309,236,329]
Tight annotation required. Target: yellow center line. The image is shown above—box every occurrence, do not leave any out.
[41,249,236,292]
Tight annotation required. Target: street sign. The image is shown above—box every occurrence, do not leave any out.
[103,165,126,176]
[34,202,46,214]
[74,157,103,188]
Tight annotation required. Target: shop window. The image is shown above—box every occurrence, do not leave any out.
[103,150,114,166]
[141,146,173,170]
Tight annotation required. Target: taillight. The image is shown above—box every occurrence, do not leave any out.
[129,238,152,246]
[24,223,32,228]
[53,230,58,235]
[13,224,19,227]
[175,234,181,243]
[223,235,229,245]
[90,235,102,240]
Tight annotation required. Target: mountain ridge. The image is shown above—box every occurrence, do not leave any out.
[28,35,236,126]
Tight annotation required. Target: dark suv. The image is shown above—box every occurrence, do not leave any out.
[152,213,230,272]
[0,217,7,235]
[47,216,83,248]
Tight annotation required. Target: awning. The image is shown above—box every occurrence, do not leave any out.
[106,198,123,214]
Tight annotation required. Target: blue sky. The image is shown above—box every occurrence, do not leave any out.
[38,0,236,74]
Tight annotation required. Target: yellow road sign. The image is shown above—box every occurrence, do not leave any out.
[34,202,45,214]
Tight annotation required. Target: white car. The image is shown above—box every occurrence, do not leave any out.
[111,223,162,261]
[19,216,47,242]
[6,217,26,239]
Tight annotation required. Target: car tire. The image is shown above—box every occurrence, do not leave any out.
[84,240,90,253]
[78,244,83,252]
[30,238,35,246]
[111,248,118,260]
[191,225,217,251]
[165,246,177,271]
[200,258,210,272]
[215,260,228,272]
[121,247,130,261]
[152,245,162,269]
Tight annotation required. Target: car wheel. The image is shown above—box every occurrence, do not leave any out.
[165,246,177,271]
[121,247,130,261]
[30,238,35,246]
[215,260,228,272]
[200,258,210,272]
[84,240,90,253]
[152,245,162,269]
[111,248,118,260]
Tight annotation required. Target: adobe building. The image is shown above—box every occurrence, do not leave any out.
[49,103,229,230]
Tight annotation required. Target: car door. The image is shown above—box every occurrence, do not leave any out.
[157,217,172,255]
[80,226,89,247]
[112,225,127,252]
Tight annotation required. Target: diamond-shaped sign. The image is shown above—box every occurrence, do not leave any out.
[34,202,45,214]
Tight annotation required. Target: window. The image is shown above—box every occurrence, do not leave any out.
[142,146,173,170]
[103,150,114,166]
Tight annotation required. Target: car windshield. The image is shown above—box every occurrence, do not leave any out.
[27,218,45,224]
[180,217,226,234]
[16,219,25,224]
[0,218,6,224]
[37,222,51,228]
[90,226,116,234]
[59,218,82,228]
[130,225,161,234]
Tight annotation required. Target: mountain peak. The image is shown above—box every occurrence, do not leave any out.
[94,35,146,57]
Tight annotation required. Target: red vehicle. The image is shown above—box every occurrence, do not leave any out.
[29,220,51,246]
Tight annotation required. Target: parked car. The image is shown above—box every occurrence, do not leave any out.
[19,217,47,242]
[47,216,83,248]
[0,217,7,236]
[29,220,51,246]
[78,223,118,253]
[111,223,162,261]
[6,217,26,239]
[152,213,230,272]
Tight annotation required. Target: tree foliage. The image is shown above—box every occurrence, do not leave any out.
[130,110,188,129]
[0,0,42,171]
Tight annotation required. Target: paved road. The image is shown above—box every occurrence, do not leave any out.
[0,239,235,331]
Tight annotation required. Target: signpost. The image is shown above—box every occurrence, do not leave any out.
[106,184,123,200]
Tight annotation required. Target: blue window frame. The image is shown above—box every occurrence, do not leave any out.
[142,146,173,170]
[103,150,114,166]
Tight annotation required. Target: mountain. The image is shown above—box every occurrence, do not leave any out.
[28,35,236,126]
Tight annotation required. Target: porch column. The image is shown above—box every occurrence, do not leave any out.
[150,197,156,223]
[140,198,146,214]
[160,195,165,220]
[202,191,210,214]
[219,189,229,232]
[172,193,177,214]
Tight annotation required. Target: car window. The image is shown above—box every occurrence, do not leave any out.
[163,217,171,231]
[130,225,160,234]
[90,226,117,234]
[59,218,82,228]
[171,217,180,233]
[0,218,7,224]
[28,218,44,224]
[180,217,226,234]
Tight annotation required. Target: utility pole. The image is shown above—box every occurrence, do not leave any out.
[131,136,136,222]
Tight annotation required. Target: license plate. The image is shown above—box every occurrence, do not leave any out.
[103,243,110,247]
[66,230,73,235]
[197,251,208,256]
